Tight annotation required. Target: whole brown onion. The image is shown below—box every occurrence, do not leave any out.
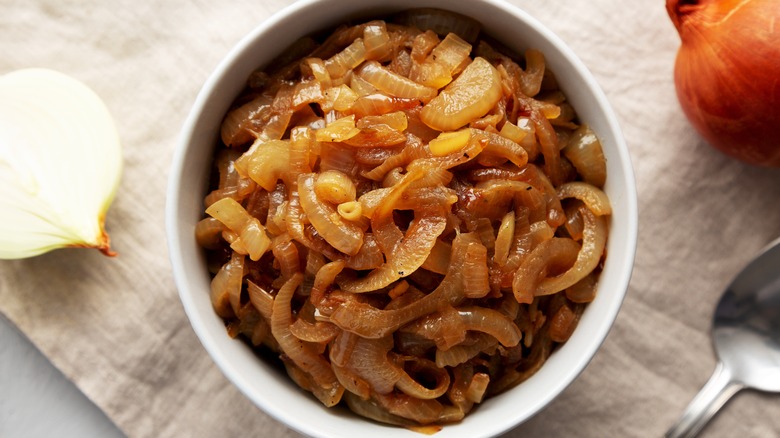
[667,0,780,166]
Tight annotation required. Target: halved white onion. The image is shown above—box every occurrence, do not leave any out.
[0,69,122,259]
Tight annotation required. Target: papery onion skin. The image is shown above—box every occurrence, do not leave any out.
[667,0,780,166]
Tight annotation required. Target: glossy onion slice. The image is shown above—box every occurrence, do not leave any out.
[420,57,502,131]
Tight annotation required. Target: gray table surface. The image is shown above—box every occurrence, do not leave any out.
[0,313,125,438]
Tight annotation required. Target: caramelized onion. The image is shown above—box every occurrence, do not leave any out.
[325,38,367,78]
[247,280,274,320]
[420,57,502,131]
[363,21,392,61]
[562,125,607,187]
[235,139,291,191]
[401,305,467,350]
[206,197,271,261]
[343,392,416,427]
[349,93,420,118]
[332,363,371,401]
[195,217,226,250]
[198,10,612,428]
[282,359,344,407]
[339,212,446,293]
[271,274,343,406]
[457,306,521,347]
[512,237,580,304]
[395,8,481,44]
[220,94,273,147]
[210,251,244,318]
[548,301,581,343]
[493,211,515,267]
[535,208,607,296]
[309,260,345,316]
[357,60,437,102]
[341,335,403,394]
[421,239,451,275]
[298,173,364,255]
[461,240,490,299]
[271,235,299,280]
[396,357,451,400]
[289,318,339,344]
[204,149,256,206]
[315,169,357,204]
[435,333,497,368]
[566,271,599,303]
[330,232,473,337]
[372,391,444,425]
[481,130,529,167]
[557,181,612,216]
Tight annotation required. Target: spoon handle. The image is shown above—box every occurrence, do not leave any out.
[665,361,744,438]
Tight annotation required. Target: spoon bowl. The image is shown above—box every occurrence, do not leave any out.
[667,237,780,438]
[714,252,780,392]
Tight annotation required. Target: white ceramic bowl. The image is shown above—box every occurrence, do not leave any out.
[167,0,638,436]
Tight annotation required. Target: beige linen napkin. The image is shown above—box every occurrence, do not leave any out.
[2,1,780,437]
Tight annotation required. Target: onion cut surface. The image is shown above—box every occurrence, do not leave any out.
[0,69,122,259]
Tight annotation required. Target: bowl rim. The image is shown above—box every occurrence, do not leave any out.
[166,0,638,436]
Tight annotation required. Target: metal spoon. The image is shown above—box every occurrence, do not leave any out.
[666,237,780,438]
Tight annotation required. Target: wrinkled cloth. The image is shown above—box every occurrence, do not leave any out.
[2,0,780,437]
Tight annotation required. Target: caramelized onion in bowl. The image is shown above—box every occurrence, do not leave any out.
[167,1,637,437]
